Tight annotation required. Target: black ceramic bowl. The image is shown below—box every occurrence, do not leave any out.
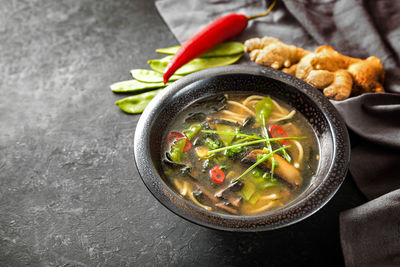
[134,65,350,232]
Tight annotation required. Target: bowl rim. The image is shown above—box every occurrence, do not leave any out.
[134,65,350,232]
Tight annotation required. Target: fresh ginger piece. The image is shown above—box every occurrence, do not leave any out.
[244,37,309,70]
[347,56,385,95]
[305,70,334,88]
[244,37,281,52]
[244,36,385,100]
[282,64,297,75]
[311,46,356,71]
[323,70,353,100]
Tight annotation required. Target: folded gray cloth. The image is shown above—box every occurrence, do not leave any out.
[155,0,400,265]
[332,93,400,200]
[340,189,400,267]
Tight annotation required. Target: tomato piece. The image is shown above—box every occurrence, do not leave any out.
[269,124,290,146]
[210,166,225,184]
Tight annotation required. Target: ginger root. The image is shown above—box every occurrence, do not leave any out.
[244,37,385,100]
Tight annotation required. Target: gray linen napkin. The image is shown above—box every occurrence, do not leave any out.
[155,0,400,265]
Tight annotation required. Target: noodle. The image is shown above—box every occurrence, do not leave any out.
[188,192,212,211]
[271,99,286,114]
[270,110,296,123]
[174,179,183,194]
[181,181,188,196]
[219,110,247,123]
[293,140,304,165]
[242,95,265,106]
[246,100,260,108]
[259,193,279,201]
[227,100,256,116]
[174,179,188,196]
[248,201,276,214]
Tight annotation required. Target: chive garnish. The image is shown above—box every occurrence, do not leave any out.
[206,135,306,155]
[231,146,291,183]
[201,130,263,140]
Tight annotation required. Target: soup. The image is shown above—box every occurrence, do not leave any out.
[161,93,319,215]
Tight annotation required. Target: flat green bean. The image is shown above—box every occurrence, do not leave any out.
[156,42,244,57]
[110,79,169,93]
[130,69,183,83]
[115,89,161,114]
[148,53,243,75]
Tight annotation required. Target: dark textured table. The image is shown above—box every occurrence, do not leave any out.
[1,0,367,266]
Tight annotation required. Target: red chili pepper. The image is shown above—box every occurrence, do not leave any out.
[167,132,185,145]
[210,166,225,184]
[163,0,276,84]
[183,139,192,151]
[167,132,192,151]
[269,124,290,146]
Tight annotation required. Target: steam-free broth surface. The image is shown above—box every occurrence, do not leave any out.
[161,93,319,215]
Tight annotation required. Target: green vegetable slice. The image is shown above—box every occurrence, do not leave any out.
[240,181,256,201]
[156,42,245,57]
[249,171,278,189]
[130,69,183,83]
[215,124,236,146]
[184,124,202,140]
[148,54,243,75]
[115,89,161,114]
[169,138,187,163]
[248,192,261,205]
[110,79,169,93]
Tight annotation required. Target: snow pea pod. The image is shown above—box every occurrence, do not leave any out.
[110,79,169,93]
[254,96,274,152]
[148,53,243,75]
[156,42,244,57]
[130,69,183,83]
[255,97,274,126]
[115,89,161,114]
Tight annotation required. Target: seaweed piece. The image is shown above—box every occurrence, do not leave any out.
[240,116,256,131]
[192,95,227,112]
[192,186,204,202]
[196,122,224,149]
[163,153,197,181]
[201,159,215,173]
[208,119,240,127]
[185,112,206,123]
[163,153,186,169]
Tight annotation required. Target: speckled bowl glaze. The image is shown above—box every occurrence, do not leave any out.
[134,65,350,232]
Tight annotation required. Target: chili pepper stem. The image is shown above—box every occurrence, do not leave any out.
[246,0,276,21]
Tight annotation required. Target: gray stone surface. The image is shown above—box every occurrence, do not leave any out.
[0,0,366,266]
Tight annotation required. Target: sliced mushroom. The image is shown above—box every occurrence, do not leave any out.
[215,202,239,215]
[242,149,303,187]
[214,181,244,198]
[228,196,242,208]
[193,184,219,204]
